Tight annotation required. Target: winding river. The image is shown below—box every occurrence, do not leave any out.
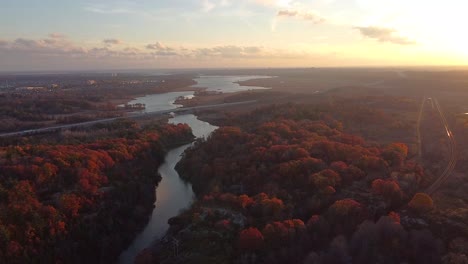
[119,114,217,264]
[119,75,271,263]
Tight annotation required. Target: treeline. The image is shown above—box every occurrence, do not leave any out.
[147,104,444,264]
[0,93,96,121]
[0,76,196,133]
[0,121,193,263]
[219,98,416,144]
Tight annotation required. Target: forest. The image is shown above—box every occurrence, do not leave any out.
[143,103,459,264]
[0,75,195,133]
[0,120,193,263]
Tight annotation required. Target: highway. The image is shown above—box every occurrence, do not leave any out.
[425,98,457,194]
[0,100,258,138]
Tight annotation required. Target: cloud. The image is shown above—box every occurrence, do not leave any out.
[354,26,416,45]
[202,0,216,12]
[253,0,293,7]
[103,39,122,45]
[13,38,39,49]
[0,35,312,61]
[49,33,66,39]
[277,9,326,24]
[11,37,83,55]
[0,34,333,71]
[155,50,179,56]
[190,45,313,60]
[277,10,297,16]
[84,5,134,15]
[1,37,86,58]
[193,45,266,58]
[146,42,178,56]
[146,42,169,50]
[84,3,165,22]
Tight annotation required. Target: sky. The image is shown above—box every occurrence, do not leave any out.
[0,0,467,71]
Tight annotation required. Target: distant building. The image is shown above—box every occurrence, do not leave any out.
[1,80,11,89]
[87,80,97,85]
[15,86,47,92]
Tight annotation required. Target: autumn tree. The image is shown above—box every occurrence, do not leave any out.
[371,179,403,206]
[327,199,365,235]
[7,181,41,218]
[239,227,264,251]
[382,143,409,167]
[408,193,434,213]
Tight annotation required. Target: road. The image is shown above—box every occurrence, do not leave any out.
[0,100,258,138]
[425,98,457,194]
[416,96,426,159]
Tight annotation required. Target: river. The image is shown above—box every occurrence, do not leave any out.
[119,114,217,263]
[191,75,272,93]
[123,91,195,113]
[118,75,270,263]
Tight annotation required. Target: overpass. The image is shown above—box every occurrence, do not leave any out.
[0,100,258,138]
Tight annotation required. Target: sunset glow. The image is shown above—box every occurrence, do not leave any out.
[1,0,467,71]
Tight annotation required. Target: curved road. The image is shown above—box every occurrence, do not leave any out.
[425,98,457,194]
[0,100,257,138]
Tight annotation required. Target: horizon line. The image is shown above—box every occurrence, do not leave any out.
[2,64,468,76]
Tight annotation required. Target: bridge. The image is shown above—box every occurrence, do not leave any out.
[0,100,258,138]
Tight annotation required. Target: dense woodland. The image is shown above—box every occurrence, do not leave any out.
[1,93,466,264]
[0,120,193,263]
[143,104,459,264]
[0,75,195,132]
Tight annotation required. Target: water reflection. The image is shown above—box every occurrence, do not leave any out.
[125,91,194,113]
[191,75,272,93]
[119,114,217,264]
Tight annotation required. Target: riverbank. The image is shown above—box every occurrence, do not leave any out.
[119,114,218,264]
[0,117,196,263]
[118,75,273,263]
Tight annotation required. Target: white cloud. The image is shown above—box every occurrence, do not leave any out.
[277,9,326,24]
[354,26,416,45]
[146,42,179,56]
[146,42,166,50]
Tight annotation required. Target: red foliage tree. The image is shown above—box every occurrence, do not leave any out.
[388,212,400,223]
[371,179,403,205]
[8,181,41,217]
[59,193,82,218]
[238,227,264,251]
[382,143,409,166]
[327,199,365,235]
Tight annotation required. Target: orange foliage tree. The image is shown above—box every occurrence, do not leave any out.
[408,193,434,213]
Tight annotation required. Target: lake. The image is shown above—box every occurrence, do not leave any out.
[191,75,272,93]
